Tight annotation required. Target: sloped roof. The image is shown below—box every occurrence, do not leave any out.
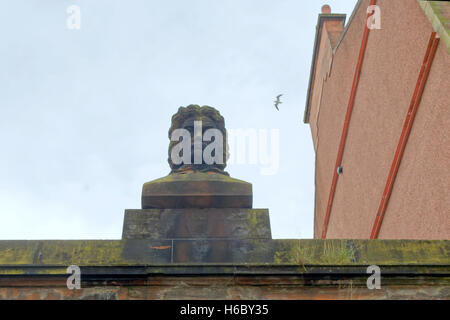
[418,0,450,53]
[303,1,450,124]
[303,13,346,123]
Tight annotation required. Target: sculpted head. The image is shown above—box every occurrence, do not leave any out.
[168,105,228,175]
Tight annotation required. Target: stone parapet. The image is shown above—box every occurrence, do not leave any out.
[0,239,448,299]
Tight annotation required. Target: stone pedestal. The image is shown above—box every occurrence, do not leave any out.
[141,172,252,209]
[125,106,272,262]
[122,208,272,263]
[122,208,271,240]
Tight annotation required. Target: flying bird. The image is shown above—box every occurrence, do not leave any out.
[274,94,283,110]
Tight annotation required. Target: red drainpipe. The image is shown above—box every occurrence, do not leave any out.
[321,0,377,239]
[370,32,440,239]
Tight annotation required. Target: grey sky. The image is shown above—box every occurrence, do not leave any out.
[0,0,357,239]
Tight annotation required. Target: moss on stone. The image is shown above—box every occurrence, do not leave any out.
[271,239,449,266]
[418,0,450,53]
[0,239,448,269]
[0,240,128,266]
[245,209,269,239]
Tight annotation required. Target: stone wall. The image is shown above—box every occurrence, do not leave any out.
[0,239,448,300]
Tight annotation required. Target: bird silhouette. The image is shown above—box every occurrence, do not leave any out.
[274,94,283,110]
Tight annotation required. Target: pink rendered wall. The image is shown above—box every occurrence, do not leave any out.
[310,0,449,239]
[310,0,366,238]
[378,32,450,239]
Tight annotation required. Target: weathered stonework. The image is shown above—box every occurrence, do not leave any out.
[0,105,448,300]
[122,208,271,240]
[141,172,253,209]
[0,240,448,299]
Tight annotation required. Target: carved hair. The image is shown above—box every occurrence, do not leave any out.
[168,105,228,174]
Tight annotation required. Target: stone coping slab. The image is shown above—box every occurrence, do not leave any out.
[0,239,448,267]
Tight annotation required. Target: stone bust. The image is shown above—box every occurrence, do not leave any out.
[168,104,229,175]
[142,104,251,209]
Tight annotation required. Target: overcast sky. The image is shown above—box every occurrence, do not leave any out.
[0,0,357,239]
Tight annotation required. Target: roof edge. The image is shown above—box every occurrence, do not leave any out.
[303,13,347,123]
[418,0,450,53]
